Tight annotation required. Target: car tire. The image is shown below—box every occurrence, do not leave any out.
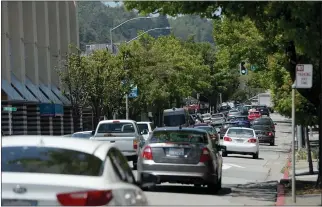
[270,140,275,146]
[207,176,221,194]
[133,161,137,170]
[222,151,228,157]
[253,152,259,159]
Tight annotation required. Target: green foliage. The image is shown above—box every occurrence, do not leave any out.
[124,1,321,108]
[59,34,239,124]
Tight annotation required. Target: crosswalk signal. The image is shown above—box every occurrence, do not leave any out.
[240,62,248,75]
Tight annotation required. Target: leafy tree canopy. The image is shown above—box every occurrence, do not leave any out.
[124,1,321,108]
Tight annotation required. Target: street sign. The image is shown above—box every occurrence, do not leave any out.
[295,64,313,88]
[128,85,138,98]
[3,107,17,112]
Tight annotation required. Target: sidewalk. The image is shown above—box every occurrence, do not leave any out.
[277,157,321,206]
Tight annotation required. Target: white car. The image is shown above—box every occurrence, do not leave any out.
[221,127,259,159]
[137,122,155,140]
[2,136,150,206]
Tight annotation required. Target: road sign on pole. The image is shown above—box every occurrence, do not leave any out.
[295,64,313,88]
[3,107,17,112]
[128,85,138,98]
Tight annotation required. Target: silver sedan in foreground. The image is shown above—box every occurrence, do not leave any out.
[137,127,225,194]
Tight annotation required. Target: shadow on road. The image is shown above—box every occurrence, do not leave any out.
[146,180,278,202]
[229,180,278,202]
[147,185,232,196]
[226,155,264,160]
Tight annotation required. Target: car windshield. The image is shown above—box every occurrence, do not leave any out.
[2,147,103,176]
[71,133,92,138]
[253,119,272,125]
[137,123,149,133]
[97,122,135,133]
[227,128,254,137]
[164,114,186,126]
[150,130,208,144]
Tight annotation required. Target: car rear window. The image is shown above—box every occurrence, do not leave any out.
[252,125,271,131]
[97,122,135,133]
[195,126,214,133]
[212,114,223,118]
[137,123,149,133]
[231,117,248,121]
[72,133,92,138]
[2,147,103,176]
[150,131,208,144]
[253,119,272,125]
[227,128,254,137]
[250,112,260,115]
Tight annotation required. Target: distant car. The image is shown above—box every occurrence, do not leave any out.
[137,122,155,140]
[137,127,224,193]
[219,122,239,138]
[256,105,270,116]
[222,127,259,159]
[230,116,250,126]
[252,125,275,146]
[248,111,262,121]
[194,125,220,142]
[2,136,150,206]
[227,110,241,119]
[71,131,93,139]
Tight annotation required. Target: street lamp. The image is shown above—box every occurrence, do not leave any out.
[110,16,156,53]
[124,26,172,120]
[126,27,172,44]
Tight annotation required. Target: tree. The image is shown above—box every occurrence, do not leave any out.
[124,1,321,108]
[57,46,88,132]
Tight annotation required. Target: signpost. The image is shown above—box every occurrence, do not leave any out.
[291,64,313,203]
[3,106,17,135]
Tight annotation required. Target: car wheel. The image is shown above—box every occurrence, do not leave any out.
[270,140,275,146]
[222,151,228,157]
[133,161,137,170]
[253,152,259,159]
[194,184,201,188]
[207,177,221,194]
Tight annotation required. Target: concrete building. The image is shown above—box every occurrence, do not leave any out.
[1,1,86,135]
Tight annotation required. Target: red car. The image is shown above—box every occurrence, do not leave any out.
[248,111,262,121]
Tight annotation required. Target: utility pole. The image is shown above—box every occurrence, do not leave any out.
[318,2,322,194]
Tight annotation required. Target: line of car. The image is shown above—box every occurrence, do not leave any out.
[2,104,275,206]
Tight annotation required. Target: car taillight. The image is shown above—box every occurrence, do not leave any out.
[248,138,257,143]
[199,148,211,162]
[57,190,113,206]
[142,146,153,160]
[267,132,273,136]
[223,136,232,142]
[133,139,138,150]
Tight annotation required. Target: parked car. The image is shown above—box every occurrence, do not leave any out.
[222,127,259,159]
[2,136,151,206]
[137,127,225,193]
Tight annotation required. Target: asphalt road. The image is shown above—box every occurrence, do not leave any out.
[132,113,292,205]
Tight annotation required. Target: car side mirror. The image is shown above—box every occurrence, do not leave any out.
[135,173,158,189]
[91,130,95,135]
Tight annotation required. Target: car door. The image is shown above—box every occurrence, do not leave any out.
[108,148,148,206]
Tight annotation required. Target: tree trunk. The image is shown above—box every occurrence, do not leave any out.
[72,107,81,133]
[305,126,314,174]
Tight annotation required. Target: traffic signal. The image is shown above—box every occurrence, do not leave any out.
[240,62,248,75]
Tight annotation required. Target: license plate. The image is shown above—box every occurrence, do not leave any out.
[236,139,244,143]
[2,199,38,206]
[168,148,184,156]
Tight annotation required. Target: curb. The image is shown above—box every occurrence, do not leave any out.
[276,151,291,206]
